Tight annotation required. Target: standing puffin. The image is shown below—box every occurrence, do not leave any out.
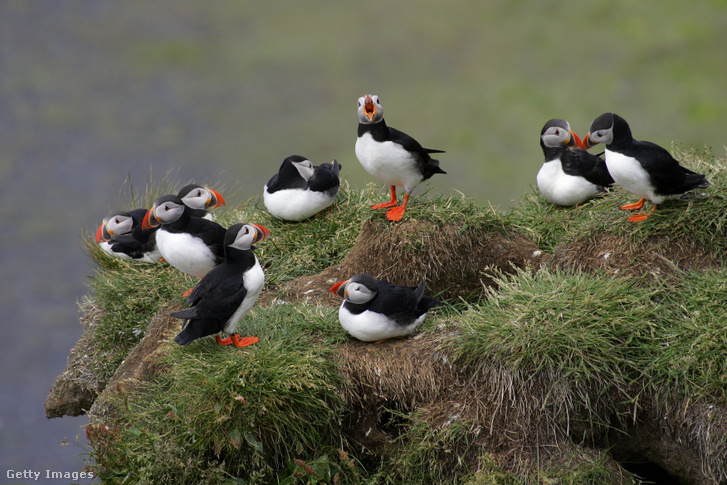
[96,209,161,263]
[536,119,614,206]
[583,113,709,222]
[142,194,227,277]
[177,183,226,220]
[263,155,342,221]
[329,273,439,342]
[171,222,270,347]
[355,94,446,221]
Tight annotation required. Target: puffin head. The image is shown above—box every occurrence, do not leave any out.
[178,184,226,211]
[583,112,616,149]
[95,212,134,242]
[225,223,271,253]
[540,119,583,150]
[142,195,186,230]
[329,273,378,304]
[280,155,316,182]
[357,94,383,124]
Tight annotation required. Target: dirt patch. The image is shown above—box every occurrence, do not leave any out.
[547,232,721,277]
[282,219,544,304]
[334,328,633,481]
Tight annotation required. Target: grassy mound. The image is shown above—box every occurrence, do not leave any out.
[52,146,727,483]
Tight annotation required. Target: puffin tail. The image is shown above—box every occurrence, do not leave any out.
[173,318,216,346]
[685,172,710,190]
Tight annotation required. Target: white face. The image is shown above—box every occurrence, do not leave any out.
[180,187,211,210]
[589,125,614,145]
[292,159,315,181]
[541,125,572,148]
[229,224,257,251]
[343,281,377,304]
[357,94,383,124]
[105,214,134,237]
[153,200,185,224]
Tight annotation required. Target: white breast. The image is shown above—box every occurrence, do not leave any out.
[263,186,336,221]
[355,133,424,193]
[155,230,217,278]
[536,159,602,206]
[222,259,265,335]
[604,149,661,202]
[338,305,426,342]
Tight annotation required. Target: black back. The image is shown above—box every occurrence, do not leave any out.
[358,118,446,181]
[343,277,439,327]
[171,226,258,345]
[606,113,709,196]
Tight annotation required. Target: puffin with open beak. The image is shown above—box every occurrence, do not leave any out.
[329,273,439,342]
[355,94,446,222]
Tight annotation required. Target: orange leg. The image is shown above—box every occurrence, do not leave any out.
[216,335,232,345]
[371,186,398,210]
[385,193,410,222]
[627,205,657,223]
[621,198,646,211]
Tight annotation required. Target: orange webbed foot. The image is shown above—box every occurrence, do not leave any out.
[385,205,406,221]
[231,335,259,348]
[216,335,232,346]
[372,185,398,210]
[621,198,646,211]
[372,200,398,210]
[627,213,650,222]
[181,288,194,298]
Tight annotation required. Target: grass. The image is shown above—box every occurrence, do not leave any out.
[80,147,727,483]
[511,145,727,254]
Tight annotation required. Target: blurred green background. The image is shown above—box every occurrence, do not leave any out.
[1,0,725,479]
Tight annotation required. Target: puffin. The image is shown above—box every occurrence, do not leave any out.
[536,119,614,206]
[329,273,439,342]
[355,94,446,221]
[95,209,161,263]
[583,113,710,222]
[263,155,342,221]
[176,183,226,220]
[142,194,227,278]
[171,222,270,347]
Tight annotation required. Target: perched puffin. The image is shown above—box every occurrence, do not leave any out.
[96,209,161,263]
[329,273,439,342]
[171,222,270,347]
[536,119,614,206]
[583,113,710,222]
[355,94,446,221]
[263,155,342,221]
[142,194,227,277]
[177,183,226,220]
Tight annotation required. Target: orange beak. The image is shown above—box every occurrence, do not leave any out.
[571,131,585,150]
[329,279,349,297]
[208,189,226,209]
[252,224,271,243]
[364,95,376,122]
[141,207,160,230]
[582,132,598,150]
[95,223,107,243]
